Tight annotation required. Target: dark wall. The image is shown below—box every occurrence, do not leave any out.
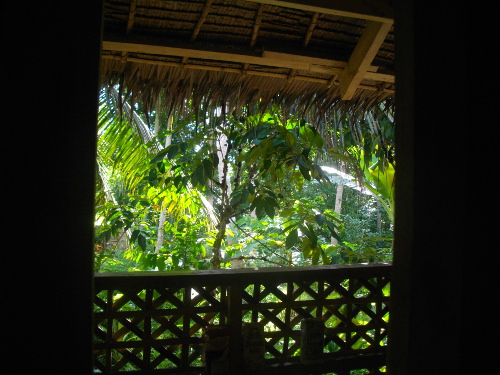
[387,0,466,374]
[6,1,102,373]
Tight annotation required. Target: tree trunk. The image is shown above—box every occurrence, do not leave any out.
[331,161,346,245]
[154,105,173,254]
[217,132,231,197]
[211,121,232,269]
[211,214,227,269]
[331,182,344,245]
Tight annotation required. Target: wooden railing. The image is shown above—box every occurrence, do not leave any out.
[93,262,391,374]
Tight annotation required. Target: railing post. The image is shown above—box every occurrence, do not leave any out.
[105,289,113,374]
[228,281,243,373]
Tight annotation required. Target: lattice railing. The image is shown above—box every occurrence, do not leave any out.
[93,263,391,374]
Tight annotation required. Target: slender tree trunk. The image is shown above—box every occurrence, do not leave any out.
[331,161,346,245]
[211,213,227,269]
[217,132,231,197]
[154,104,173,254]
[211,121,232,269]
[331,182,344,245]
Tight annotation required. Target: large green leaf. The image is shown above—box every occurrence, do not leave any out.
[285,229,299,249]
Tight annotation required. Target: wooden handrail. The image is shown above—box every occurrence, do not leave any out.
[93,262,391,374]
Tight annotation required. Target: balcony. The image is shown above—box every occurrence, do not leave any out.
[93,262,390,374]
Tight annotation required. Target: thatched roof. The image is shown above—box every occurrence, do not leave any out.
[101,0,395,119]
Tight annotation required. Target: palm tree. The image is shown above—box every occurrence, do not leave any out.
[95,87,216,269]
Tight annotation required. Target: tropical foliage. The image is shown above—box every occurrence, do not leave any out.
[94,88,394,272]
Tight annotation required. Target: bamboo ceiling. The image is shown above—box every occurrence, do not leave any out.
[101,0,395,119]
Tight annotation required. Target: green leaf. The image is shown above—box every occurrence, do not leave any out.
[264,203,275,219]
[257,125,272,139]
[311,248,320,265]
[173,175,184,188]
[280,208,294,219]
[265,196,280,209]
[247,146,262,165]
[194,163,205,185]
[301,237,312,258]
[179,142,189,153]
[325,220,342,242]
[249,194,262,211]
[246,183,255,195]
[202,158,213,179]
[256,200,266,220]
[157,160,166,173]
[147,169,157,181]
[325,148,352,163]
[150,148,169,164]
[299,165,311,180]
[302,147,311,158]
[321,249,330,265]
[131,229,140,242]
[166,144,179,159]
[261,158,272,172]
[285,229,299,249]
[306,223,318,249]
[190,170,198,187]
[138,234,147,250]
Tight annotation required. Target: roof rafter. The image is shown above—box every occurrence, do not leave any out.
[339,20,392,100]
[191,0,213,42]
[126,0,137,34]
[303,12,319,48]
[250,3,265,48]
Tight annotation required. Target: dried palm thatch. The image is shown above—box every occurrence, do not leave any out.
[100,0,395,121]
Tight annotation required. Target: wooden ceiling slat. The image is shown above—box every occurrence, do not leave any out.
[126,0,137,34]
[303,12,319,48]
[191,0,213,42]
[250,4,265,48]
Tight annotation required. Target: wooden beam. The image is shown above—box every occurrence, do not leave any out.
[102,53,395,94]
[246,0,393,23]
[365,71,394,83]
[102,39,344,73]
[102,53,323,82]
[339,21,392,100]
[102,37,393,83]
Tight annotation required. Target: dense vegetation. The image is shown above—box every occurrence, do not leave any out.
[94,88,394,272]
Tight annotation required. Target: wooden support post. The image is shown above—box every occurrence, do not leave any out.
[228,282,243,373]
